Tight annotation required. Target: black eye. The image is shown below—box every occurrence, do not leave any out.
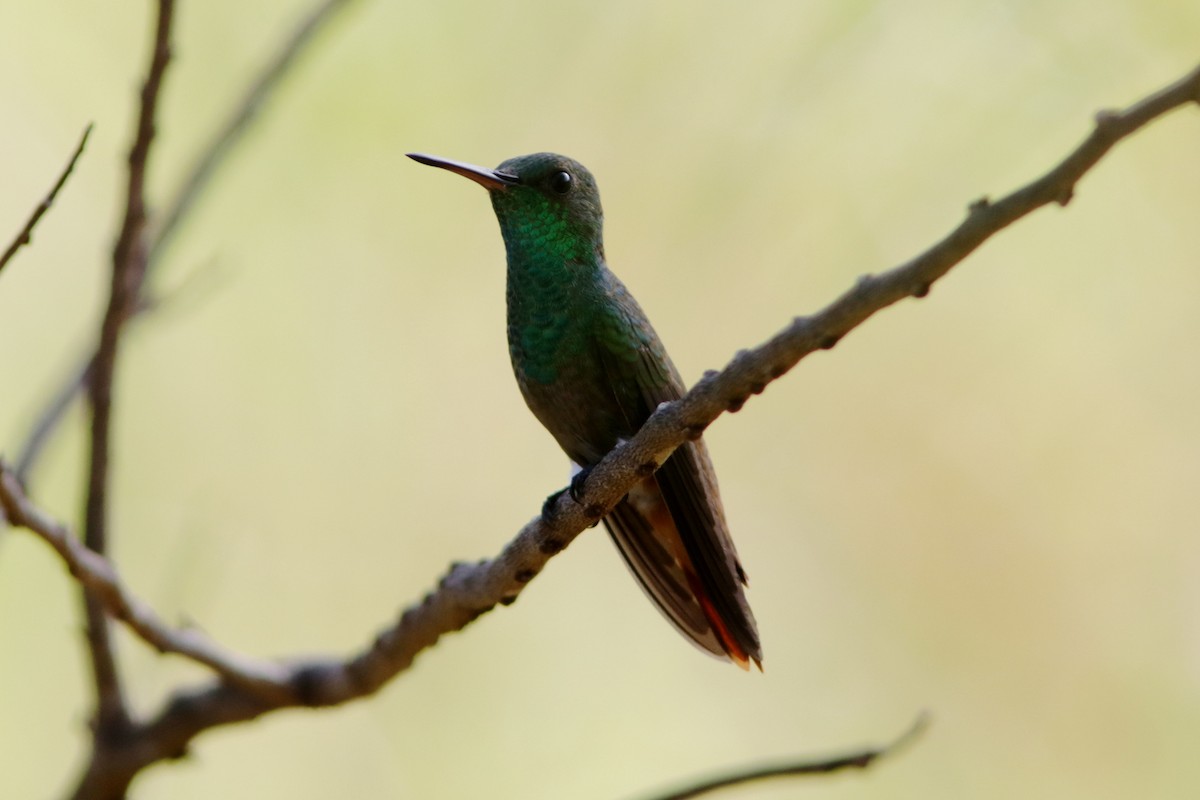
[550,170,572,194]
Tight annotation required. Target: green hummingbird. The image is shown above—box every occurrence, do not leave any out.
[408,151,761,668]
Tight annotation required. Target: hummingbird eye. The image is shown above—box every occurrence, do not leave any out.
[549,170,572,194]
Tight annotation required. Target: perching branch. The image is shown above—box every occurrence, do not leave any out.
[0,124,93,278]
[2,60,1197,800]
[80,0,174,744]
[636,713,929,800]
[13,0,360,484]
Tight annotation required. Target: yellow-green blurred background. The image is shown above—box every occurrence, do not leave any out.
[2,1,1199,798]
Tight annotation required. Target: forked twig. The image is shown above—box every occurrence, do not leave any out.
[13,0,361,483]
[1,61,1195,800]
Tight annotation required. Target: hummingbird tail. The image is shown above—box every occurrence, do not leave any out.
[603,465,761,667]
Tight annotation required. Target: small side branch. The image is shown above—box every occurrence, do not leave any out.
[636,713,929,800]
[14,355,94,482]
[0,124,93,277]
[14,0,360,483]
[149,0,360,263]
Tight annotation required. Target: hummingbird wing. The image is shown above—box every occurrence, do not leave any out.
[604,489,730,657]
[654,438,761,666]
[594,295,762,667]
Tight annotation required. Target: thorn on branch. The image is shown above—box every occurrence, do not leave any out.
[292,663,336,707]
[463,605,494,623]
[440,562,474,590]
[912,282,931,299]
[1093,108,1121,131]
[818,335,841,350]
[968,195,990,213]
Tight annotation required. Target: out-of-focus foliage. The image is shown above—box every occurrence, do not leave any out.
[1,2,1198,798]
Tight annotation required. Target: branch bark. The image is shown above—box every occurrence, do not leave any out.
[80,0,174,755]
[2,61,1197,800]
[0,124,92,278]
[636,713,928,800]
[149,0,360,265]
[14,0,360,484]
[0,463,292,703]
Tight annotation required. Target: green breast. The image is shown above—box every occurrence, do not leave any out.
[506,262,657,464]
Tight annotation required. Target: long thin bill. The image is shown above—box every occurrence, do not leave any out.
[406,152,519,191]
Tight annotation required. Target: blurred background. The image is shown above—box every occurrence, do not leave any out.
[2,1,1198,798]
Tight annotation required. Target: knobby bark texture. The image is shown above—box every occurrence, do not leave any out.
[1,36,1196,796]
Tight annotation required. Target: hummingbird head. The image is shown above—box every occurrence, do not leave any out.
[408,151,605,265]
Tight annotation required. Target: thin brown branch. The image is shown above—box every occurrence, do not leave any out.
[149,0,359,264]
[15,354,94,482]
[0,124,93,277]
[14,0,359,485]
[14,257,227,484]
[0,462,292,702]
[81,0,175,744]
[636,713,929,800]
[7,62,1196,800]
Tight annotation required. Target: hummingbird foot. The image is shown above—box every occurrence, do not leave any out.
[568,464,593,504]
[541,488,567,520]
[569,467,605,527]
[541,482,602,528]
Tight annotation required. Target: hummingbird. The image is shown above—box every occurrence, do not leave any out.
[408,151,761,668]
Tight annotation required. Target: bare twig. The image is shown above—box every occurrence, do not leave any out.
[3,62,1196,800]
[14,0,359,484]
[15,354,94,482]
[0,463,292,701]
[635,713,929,800]
[13,255,227,485]
[0,124,93,277]
[149,0,360,264]
[81,0,174,741]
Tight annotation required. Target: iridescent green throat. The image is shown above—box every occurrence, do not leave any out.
[493,188,604,386]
